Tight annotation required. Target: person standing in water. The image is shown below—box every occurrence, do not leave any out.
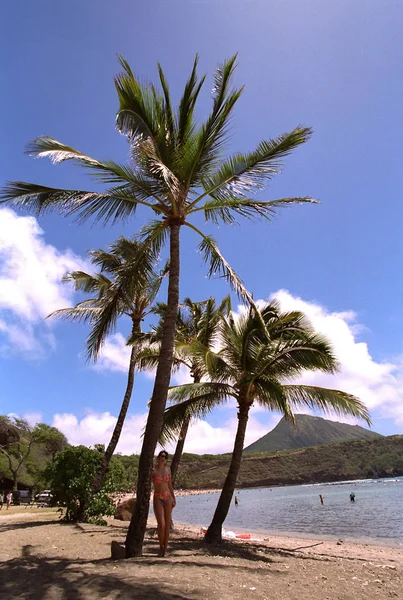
[234,495,239,507]
[152,450,176,557]
[319,494,324,505]
[349,492,356,503]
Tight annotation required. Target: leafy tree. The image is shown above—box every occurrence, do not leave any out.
[45,445,126,522]
[0,417,43,490]
[164,302,371,543]
[34,424,67,460]
[49,237,167,504]
[0,417,67,490]
[1,55,315,555]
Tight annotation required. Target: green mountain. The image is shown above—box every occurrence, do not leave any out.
[171,435,403,490]
[244,414,382,453]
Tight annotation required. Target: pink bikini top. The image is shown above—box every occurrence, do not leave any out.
[152,471,170,484]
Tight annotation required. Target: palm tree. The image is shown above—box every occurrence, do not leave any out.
[164,302,371,543]
[142,296,232,484]
[1,55,316,555]
[49,237,167,508]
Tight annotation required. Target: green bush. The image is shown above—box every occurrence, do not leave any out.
[45,445,126,522]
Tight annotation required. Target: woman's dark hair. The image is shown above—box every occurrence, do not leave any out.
[158,450,168,459]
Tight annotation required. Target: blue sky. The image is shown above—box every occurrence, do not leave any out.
[1,0,403,453]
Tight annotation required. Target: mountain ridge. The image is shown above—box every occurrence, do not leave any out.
[244,413,382,453]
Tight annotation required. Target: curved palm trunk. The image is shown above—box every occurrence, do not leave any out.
[170,418,190,486]
[204,402,250,544]
[170,374,200,486]
[125,223,181,557]
[88,322,140,502]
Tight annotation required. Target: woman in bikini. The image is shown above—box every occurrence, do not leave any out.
[152,450,176,557]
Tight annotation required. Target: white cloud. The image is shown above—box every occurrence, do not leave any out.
[269,290,403,427]
[182,411,278,454]
[52,410,149,454]
[172,364,193,386]
[0,208,87,358]
[50,405,277,455]
[23,412,43,426]
[94,333,132,372]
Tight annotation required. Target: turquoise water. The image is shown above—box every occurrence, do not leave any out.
[175,478,403,545]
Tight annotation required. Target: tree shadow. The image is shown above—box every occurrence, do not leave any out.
[0,544,200,600]
[0,519,59,533]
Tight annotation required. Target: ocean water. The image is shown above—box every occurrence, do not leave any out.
[175,477,403,545]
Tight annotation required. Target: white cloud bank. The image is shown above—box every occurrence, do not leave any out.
[52,411,149,454]
[270,290,403,426]
[0,208,86,358]
[51,407,274,455]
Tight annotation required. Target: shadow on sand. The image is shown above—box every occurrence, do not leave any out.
[0,544,197,600]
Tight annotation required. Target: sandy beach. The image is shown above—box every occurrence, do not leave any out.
[0,508,402,599]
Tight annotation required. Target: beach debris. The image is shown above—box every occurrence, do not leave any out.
[291,541,324,551]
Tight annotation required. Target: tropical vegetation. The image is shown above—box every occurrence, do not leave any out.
[49,236,167,504]
[143,296,231,483]
[0,416,67,491]
[163,302,371,542]
[45,445,126,523]
[1,55,316,556]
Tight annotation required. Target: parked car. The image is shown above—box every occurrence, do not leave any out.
[12,490,32,505]
[35,490,52,504]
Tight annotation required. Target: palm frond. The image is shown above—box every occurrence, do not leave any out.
[281,385,371,425]
[138,219,170,258]
[62,271,112,296]
[47,301,102,325]
[194,126,313,205]
[157,64,174,140]
[135,344,184,373]
[115,55,157,141]
[26,137,167,204]
[185,223,252,304]
[263,333,339,378]
[85,286,124,361]
[89,250,121,274]
[144,260,169,307]
[168,381,234,404]
[160,382,233,442]
[191,196,317,225]
[0,181,161,225]
[177,55,206,146]
[184,56,243,187]
[253,378,296,422]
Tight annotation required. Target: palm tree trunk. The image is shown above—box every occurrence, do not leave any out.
[170,374,199,486]
[204,402,250,544]
[170,418,190,486]
[89,322,140,501]
[125,223,181,558]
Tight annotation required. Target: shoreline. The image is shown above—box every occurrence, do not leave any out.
[174,517,403,550]
[167,517,403,566]
[4,508,402,553]
[2,510,403,599]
